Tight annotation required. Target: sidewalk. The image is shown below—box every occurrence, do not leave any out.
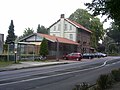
[0,59,94,72]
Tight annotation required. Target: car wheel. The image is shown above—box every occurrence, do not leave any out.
[76,58,79,61]
[64,57,68,60]
[88,57,91,59]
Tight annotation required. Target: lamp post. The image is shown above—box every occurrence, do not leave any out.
[14,50,17,63]
[14,43,18,63]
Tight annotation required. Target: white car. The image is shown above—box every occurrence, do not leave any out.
[95,52,107,58]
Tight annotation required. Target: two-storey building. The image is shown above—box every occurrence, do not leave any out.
[48,14,92,53]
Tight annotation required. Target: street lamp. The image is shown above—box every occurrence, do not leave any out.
[14,50,17,63]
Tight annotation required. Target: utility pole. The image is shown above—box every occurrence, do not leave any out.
[7,44,9,61]
[56,38,59,61]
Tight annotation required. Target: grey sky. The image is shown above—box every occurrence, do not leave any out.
[0,0,110,39]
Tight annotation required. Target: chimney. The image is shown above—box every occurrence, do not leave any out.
[60,14,65,18]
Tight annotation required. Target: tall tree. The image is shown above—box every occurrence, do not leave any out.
[107,22,120,43]
[5,20,16,44]
[85,0,120,54]
[69,9,104,48]
[85,0,120,26]
[39,38,48,57]
[19,27,34,39]
[37,24,48,34]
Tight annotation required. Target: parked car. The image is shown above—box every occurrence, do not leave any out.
[63,53,82,61]
[94,52,107,58]
[82,53,95,59]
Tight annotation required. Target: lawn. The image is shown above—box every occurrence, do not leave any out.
[0,61,14,67]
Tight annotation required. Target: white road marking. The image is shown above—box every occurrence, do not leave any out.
[0,59,120,86]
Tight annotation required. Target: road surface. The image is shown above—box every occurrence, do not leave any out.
[0,56,120,90]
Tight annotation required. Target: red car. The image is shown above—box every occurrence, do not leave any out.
[63,53,82,61]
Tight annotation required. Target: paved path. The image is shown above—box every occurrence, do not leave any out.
[0,59,95,72]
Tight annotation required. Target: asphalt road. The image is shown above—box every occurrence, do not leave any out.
[0,56,120,90]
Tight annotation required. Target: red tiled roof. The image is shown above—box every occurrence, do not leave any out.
[37,33,79,45]
[65,19,92,33]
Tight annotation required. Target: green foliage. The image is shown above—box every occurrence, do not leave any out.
[0,61,14,67]
[85,0,120,26]
[96,74,113,89]
[3,44,8,53]
[37,24,48,34]
[39,38,48,57]
[19,27,34,39]
[97,44,105,52]
[107,22,120,43]
[73,82,89,90]
[69,9,104,49]
[5,20,16,44]
[111,69,120,82]
[73,68,120,90]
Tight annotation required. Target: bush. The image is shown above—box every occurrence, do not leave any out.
[111,69,120,82]
[96,74,113,90]
[73,82,89,90]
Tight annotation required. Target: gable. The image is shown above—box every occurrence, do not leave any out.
[65,19,92,33]
[48,19,60,29]
[19,33,43,42]
[64,20,77,31]
[26,35,43,42]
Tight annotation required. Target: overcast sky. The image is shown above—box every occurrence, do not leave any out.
[0,0,111,39]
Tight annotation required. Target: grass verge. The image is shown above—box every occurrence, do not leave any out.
[0,61,17,67]
[0,61,20,68]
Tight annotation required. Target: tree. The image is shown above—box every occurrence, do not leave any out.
[37,24,48,34]
[69,9,104,48]
[39,38,49,57]
[85,0,120,26]
[19,27,34,39]
[5,20,16,44]
[107,22,120,43]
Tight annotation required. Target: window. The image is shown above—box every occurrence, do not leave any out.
[58,24,61,31]
[54,26,56,31]
[64,24,67,30]
[70,25,72,30]
[69,34,73,40]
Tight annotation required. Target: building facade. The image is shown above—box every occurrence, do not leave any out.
[0,34,4,54]
[48,14,92,53]
[18,33,78,59]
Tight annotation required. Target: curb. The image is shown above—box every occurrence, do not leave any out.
[0,62,68,72]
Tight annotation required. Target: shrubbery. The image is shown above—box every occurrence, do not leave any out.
[73,82,89,90]
[96,74,114,90]
[73,68,120,90]
[111,69,120,82]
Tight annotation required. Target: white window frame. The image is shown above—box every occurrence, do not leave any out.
[70,25,72,30]
[64,24,67,31]
[54,26,56,31]
[69,34,73,40]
